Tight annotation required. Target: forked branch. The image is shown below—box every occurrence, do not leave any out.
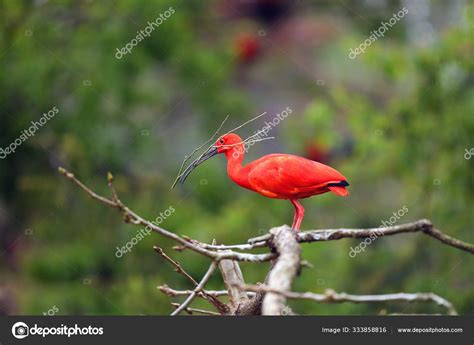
[170,262,217,316]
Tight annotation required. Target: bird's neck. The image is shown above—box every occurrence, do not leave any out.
[225,147,251,189]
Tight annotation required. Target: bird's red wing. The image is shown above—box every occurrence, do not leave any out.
[247,154,348,198]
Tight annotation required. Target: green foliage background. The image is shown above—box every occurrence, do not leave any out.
[0,0,472,315]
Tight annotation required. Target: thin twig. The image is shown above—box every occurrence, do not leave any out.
[158,285,255,298]
[171,262,217,316]
[173,112,270,187]
[58,167,276,263]
[175,135,274,187]
[58,168,117,208]
[237,284,458,315]
[171,115,229,189]
[247,220,474,254]
[154,246,198,284]
[154,246,230,314]
[217,136,275,149]
[187,239,268,251]
[225,111,267,135]
[296,219,474,254]
[425,227,474,254]
[172,111,267,188]
[170,303,220,316]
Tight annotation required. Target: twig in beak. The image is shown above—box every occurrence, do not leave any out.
[172,111,269,188]
[177,146,218,185]
[217,136,275,149]
[225,111,267,135]
[171,116,228,189]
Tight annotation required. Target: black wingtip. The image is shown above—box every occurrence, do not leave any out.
[327,180,349,187]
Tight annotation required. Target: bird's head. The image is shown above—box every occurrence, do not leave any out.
[215,133,244,154]
[178,133,244,185]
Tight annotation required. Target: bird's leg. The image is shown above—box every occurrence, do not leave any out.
[290,199,305,231]
[290,199,300,230]
[291,210,298,229]
[294,200,305,231]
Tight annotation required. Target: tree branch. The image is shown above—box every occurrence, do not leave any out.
[296,219,474,253]
[238,284,457,315]
[171,262,217,316]
[170,303,221,316]
[58,167,276,263]
[262,225,301,315]
[154,246,199,284]
[158,285,255,298]
[218,258,250,309]
[248,219,474,254]
[59,167,472,316]
[154,246,229,314]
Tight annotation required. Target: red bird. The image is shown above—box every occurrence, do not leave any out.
[179,133,349,231]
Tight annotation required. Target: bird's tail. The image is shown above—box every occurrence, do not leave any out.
[327,180,349,196]
[328,186,349,196]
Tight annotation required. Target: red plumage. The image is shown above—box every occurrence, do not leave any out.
[218,134,349,230]
[180,133,349,231]
[243,154,348,199]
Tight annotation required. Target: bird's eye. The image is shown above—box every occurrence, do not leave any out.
[219,138,224,144]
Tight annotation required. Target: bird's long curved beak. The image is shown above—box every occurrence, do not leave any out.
[178,146,218,185]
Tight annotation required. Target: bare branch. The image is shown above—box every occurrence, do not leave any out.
[189,239,267,251]
[158,285,255,298]
[58,168,117,208]
[248,220,474,254]
[154,247,229,314]
[170,303,221,316]
[58,167,276,263]
[218,258,249,309]
[248,233,273,244]
[296,219,474,254]
[171,262,217,316]
[425,227,474,253]
[238,284,457,315]
[262,225,301,315]
[154,246,198,284]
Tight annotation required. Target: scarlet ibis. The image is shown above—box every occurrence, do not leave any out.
[179,133,349,231]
